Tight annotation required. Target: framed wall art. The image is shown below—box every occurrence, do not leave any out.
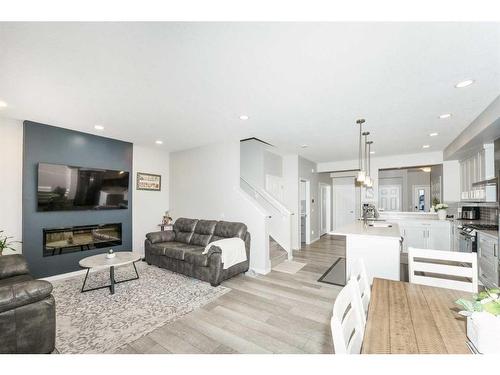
[136,172,161,191]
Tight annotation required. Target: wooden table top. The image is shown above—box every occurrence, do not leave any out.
[362,278,472,354]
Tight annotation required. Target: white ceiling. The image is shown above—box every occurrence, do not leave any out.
[0,22,499,162]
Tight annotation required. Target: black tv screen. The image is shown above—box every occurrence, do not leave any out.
[37,163,129,211]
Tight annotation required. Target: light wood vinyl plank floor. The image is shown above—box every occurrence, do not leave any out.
[118,234,343,354]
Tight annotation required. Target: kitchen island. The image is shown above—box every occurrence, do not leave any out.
[330,221,401,284]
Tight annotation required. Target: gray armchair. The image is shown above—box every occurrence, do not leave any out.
[0,254,56,354]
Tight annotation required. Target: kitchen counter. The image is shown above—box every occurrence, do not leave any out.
[330,221,401,283]
[477,229,498,238]
[330,221,401,239]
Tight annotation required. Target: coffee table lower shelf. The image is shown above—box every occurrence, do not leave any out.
[81,262,139,295]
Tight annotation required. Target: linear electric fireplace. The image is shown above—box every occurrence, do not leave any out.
[43,223,122,257]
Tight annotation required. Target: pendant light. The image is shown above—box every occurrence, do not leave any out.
[365,140,374,188]
[355,119,366,183]
[362,131,370,186]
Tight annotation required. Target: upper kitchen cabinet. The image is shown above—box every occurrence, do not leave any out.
[459,143,496,202]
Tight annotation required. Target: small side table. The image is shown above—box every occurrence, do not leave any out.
[158,224,173,231]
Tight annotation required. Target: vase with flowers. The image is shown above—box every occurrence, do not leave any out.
[435,203,448,220]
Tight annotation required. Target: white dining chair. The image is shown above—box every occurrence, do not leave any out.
[408,247,478,293]
[331,279,365,354]
[349,258,371,321]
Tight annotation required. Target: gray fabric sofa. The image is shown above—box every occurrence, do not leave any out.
[145,218,250,286]
[0,254,56,354]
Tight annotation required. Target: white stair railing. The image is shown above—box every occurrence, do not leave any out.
[240,177,293,259]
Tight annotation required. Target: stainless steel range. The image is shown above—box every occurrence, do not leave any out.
[457,223,499,253]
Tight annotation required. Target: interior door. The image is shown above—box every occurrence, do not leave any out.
[320,184,331,235]
[333,177,355,230]
[413,185,431,212]
[379,184,401,211]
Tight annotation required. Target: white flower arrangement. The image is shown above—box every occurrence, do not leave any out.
[434,203,448,211]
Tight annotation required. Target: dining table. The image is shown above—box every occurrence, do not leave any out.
[362,278,473,354]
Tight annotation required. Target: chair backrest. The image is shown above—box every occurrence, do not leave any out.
[408,247,478,293]
[330,279,365,354]
[349,258,371,321]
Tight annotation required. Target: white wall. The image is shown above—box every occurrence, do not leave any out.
[318,151,460,207]
[283,155,300,249]
[299,156,320,242]
[443,160,460,202]
[170,140,270,274]
[0,117,23,253]
[132,145,170,256]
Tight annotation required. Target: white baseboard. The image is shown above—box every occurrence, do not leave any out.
[41,269,87,282]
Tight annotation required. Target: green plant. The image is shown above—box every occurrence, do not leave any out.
[0,231,21,255]
[432,197,440,206]
[456,288,500,316]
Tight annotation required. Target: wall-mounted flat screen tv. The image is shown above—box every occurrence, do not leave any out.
[37,163,129,211]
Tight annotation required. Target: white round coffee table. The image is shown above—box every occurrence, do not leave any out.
[79,251,141,294]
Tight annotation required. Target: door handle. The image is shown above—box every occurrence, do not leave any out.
[494,244,497,257]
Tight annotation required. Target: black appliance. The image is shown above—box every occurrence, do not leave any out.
[37,163,129,211]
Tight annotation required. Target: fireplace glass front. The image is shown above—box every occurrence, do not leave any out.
[43,223,122,257]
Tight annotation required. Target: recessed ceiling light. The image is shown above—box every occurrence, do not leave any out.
[239,115,249,121]
[155,140,163,145]
[455,79,474,88]
[0,100,7,108]
[423,145,430,149]
[439,113,452,119]
[429,132,439,137]
[370,151,375,154]
[301,144,308,148]
[94,125,104,130]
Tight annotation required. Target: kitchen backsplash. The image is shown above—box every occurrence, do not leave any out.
[479,206,498,223]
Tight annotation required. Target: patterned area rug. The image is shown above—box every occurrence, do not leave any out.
[51,262,229,354]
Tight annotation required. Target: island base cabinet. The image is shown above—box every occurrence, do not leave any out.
[400,221,451,252]
[346,235,401,284]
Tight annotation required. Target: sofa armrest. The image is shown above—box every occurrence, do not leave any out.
[146,230,175,244]
[0,254,30,280]
[0,280,54,314]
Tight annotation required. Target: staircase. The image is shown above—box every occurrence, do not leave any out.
[240,177,293,263]
[270,236,288,268]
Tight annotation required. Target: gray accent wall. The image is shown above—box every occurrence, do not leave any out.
[22,121,133,277]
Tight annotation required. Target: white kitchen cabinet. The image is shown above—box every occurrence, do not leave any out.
[459,144,493,202]
[477,232,499,288]
[399,220,451,252]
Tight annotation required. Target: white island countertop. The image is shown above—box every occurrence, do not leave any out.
[330,221,401,239]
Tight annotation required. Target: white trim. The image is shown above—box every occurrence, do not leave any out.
[41,269,87,282]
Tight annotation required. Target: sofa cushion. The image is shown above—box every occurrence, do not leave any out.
[190,220,217,246]
[183,248,210,267]
[0,274,33,288]
[213,221,247,240]
[174,218,198,244]
[0,280,53,314]
[146,230,175,244]
[152,241,205,260]
[0,255,30,280]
